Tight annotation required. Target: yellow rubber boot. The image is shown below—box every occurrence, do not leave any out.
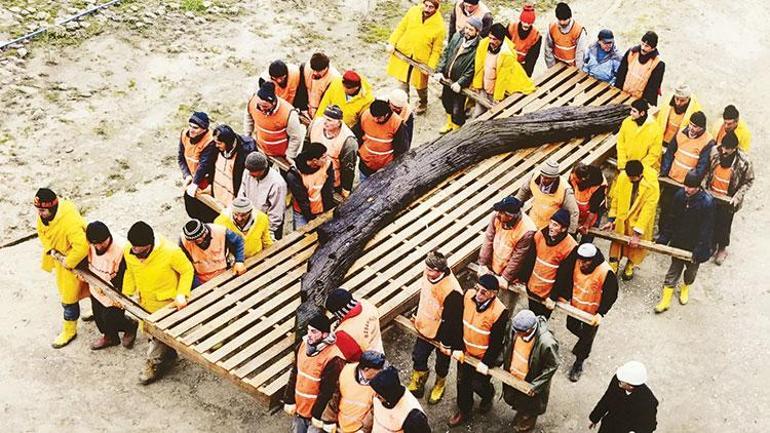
[621,262,635,281]
[52,320,78,349]
[679,283,690,305]
[428,376,447,405]
[654,286,675,314]
[609,260,619,274]
[439,115,454,134]
[407,370,429,398]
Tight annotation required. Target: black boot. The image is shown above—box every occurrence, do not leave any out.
[568,359,584,382]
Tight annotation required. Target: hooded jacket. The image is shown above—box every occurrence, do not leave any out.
[582,41,622,85]
[656,188,715,263]
[387,4,446,90]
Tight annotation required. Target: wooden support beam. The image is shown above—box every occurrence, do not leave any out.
[393,315,535,396]
[586,228,693,262]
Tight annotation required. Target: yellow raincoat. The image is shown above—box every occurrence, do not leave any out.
[712,119,752,153]
[473,37,536,102]
[616,116,663,172]
[654,93,702,141]
[122,236,194,313]
[36,199,89,304]
[608,165,660,264]
[386,5,446,90]
[214,209,272,258]
[316,75,375,128]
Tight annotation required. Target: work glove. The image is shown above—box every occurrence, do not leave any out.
[283,403,296,416]
[452,350,465,363]
[591,313,602,326]
[174,294,188,310]
[450,82,461,93]
[475,361,489,375]
[183,175,193,186]
[544,298,556,310]
[232,262,246,276]
[432,72,444,82]
[385,44,395,54]
[312,418,324,429]
[729,195,740,209]
[185,183,198,197]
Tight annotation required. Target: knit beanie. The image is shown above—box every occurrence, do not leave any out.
[183,219,208,241]
[231,196,253,214]
[493,196,522,214]
[723,105,739,120]
[555,2,572,20]
[214,124,237,147]
[489,23,507,40]
[683,171,701,188]
[721,131,739,149]
[467,16,483,31]
[463,0,480,4]
[325,288,358,319]
[34,187,58,208]
[387,88,409,109]
[369,99,392,117]
[478,273,500,291]
[245,151,269,171]
[690,111,707,128]
[598,29,614,42]
[127,221,154,246]
[359,350,387,370]
[308,313,332,333]
[370,366,405,408]
[342,70,362,87]
[540,159,561,177]
[257,81,277,103]
[641,31,658,48]
[324,104,344,121]
[550,209,570,227]
[86,221,111,244]
[520,4,536,24]
[268,60,289,78]
[189,111,210,129]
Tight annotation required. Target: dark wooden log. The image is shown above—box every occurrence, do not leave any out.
[297,104,630,330]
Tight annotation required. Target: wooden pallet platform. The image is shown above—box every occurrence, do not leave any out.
[141,65,632,405]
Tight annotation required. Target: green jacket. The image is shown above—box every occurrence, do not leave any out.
[500,316,559,415]
[436,32,478,88]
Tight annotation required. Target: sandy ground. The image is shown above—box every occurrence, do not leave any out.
[1,0,769,432]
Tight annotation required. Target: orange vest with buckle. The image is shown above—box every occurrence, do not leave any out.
[292,158,331,216]
[309,118,355,188]
[212,154,236,208]
[248,97,292,157]
[528,175,567,230]
[508,334,535,380]
[454,1,491,33]
[527,230,577,299]
[337,362,375,433]
[336,299,384,355]
[87,236,125,307]
[508,22,541,63]
[371,389,423,433]
[358,111,403,173]
[294,339,343,419]
[181,128,213,189]
[571,261,610,315]
[181,224,228,283]
[304,65,340,115]
[462,289,506,358]
[622,50,660,99]
[549,21,584,66]
[668,129,712,183]
[414,273,462,340]
[273,63,301,106]
[491,213,537,275]
[569,172,606,227]
[710,165,732,196]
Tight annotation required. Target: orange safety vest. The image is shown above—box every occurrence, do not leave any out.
[549,21,584,66]
[528,175,567,230]
[292,158,331,216]
[337,363,375,433]
[247,97,292,157]
[710,165,732,195]
[508,334,535,380]
[304,65,339,115]
[181,224,228,283]
[212,154,236,208]
[181,128,213,189]
[491,213,537,275]
[571,261,611,315]
[462,289,506,358]
[336,299,384,355]
[309,118,355,188]
[621,50,660,99]
[663,109,686,145]
[372,389,423,433]
[273,63,301,106]
[358,111,403,173]
[294,339,343,419]
[527,230,577,299]
[414,272,462,340]
[569,172,607,227]
[668,129,712,183]
[508,22,541,63]
[454,1,491,33]
[87,236,125,307]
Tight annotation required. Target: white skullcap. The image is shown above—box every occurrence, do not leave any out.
[616,361,648,386]
[387,88,409,108]
[577,243,598,259]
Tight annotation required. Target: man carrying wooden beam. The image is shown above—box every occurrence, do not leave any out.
[179,219,246,287]
[306,105,358,199]
[477,196,536,310]
[568,163,607,243]
[179,111,219,223]
[406,251,463,404]
[323,350,386,433]
[654,83,702,149]
[286,143,336,229]
[553,243,617,382]
[214,197,272,259]
[283,314,346,433]
[325,288,384,361]
[654,172,715,314]
[603,160,659,280]
[34,188,89,349]
[371,366,431,433]
[515,159,579,234]
[615,99,662,173]
[501,310,559,433]
[449,274,509,427]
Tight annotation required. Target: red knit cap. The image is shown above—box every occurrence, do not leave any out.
[342,70,361,86]
[520,4,536,24]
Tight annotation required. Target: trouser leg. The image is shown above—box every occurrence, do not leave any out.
[291,416,310,433]
[566,316,597,361]
[411,337,433,372]
[472,90,491,118]
[435,350,451,378]
[663,257,686,286]
[498,288,521,311]
[62,302,80,321]
[105,305,137,335]
[682,261,700,285]
[91,295,111,336]
[473,369,494,401]
[452,94,468,126]
[657,185,676,235]
[416,87,428,107]
[147,338,176,366]
[184,194,218,223]
[713,204,734,249]
[456,362,475,414]
[528,298,552,319]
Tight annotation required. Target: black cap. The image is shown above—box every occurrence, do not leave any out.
[370,366,404,406]
[550,209,570,227]
[683,172,701,188]
[257,81,277,103]
[555,2,572,20]
[127,221,154,246]
[86,221,111,243]
[213,124,237,147]
[641,31,658,48]
[369,99,391,117]
[489,23,507,40]
[304,142,327,160]
[493,196,522,214]
[631,98,649,112]
[308,313,331,333]
[189,112,210,129]
[478,273,500,291]
[690,111,707,128]
[268,60,288,78]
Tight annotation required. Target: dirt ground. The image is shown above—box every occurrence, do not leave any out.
[1,0,769,432]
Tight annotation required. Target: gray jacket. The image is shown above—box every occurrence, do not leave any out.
[237,166,288,234]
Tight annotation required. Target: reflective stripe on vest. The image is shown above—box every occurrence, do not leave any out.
[336,299,384,356]
[491,213,537,275]
[358,111,402,173]
[569,172,606,227]
[508,22,541,62]
[415,273,462,339]
[87,236,126,307]
[528,175,567,230]
[181,128,214,188]
[309,118,355,188]
[212,154,236,208]
[273,63,301,106]
[248,96,292,157]
[303,65,340,113]
[454,1,491,33]
[508,335,535,380]
[372,389,423,433]
[462,289,505,358]
[181,224,228,283]
[527,230,577,298]
[295,339,343,419]
[571,261,611,314]
[621,50,660,99]
[292,158,331,216]
[549,21,584,65]
[710,165,732,195]
[338,363,375,433]
[668,129,712,183]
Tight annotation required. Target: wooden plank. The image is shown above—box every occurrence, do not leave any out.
[476,63,568,121]
[246,351,294,388]
[486,66,580,120]
[232,330,296,378]
[587,228,693,261]
[209,304,297,366]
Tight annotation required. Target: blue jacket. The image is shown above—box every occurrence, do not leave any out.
[660,128,715,183]
[656,189,715,263]
[582,42,622,85]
